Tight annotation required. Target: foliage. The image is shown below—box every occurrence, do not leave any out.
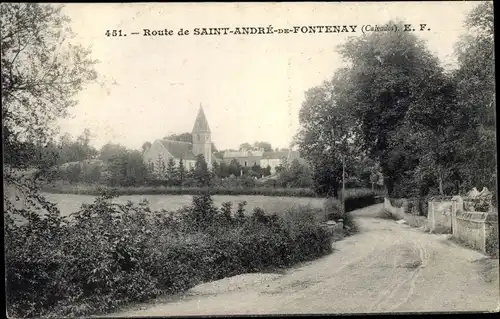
[2,3,98,168]
[42,183,320,198]
[452,2,496,195]
[193,154,211,187]
[5,189,340,318]
[276,159,313,188]
[296,4,496,201]
[99,143,128,162]
[485,225,499,258]
[104,150,149,187]
[166,157,177,182]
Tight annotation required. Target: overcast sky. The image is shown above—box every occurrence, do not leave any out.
[58,1,479,151]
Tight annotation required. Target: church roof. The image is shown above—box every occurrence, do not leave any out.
[192,106,211,133]
[159,139,197,160]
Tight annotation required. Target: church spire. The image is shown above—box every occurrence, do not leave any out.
[192,103,211,133]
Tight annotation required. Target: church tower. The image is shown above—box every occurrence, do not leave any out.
[192,104,212,167]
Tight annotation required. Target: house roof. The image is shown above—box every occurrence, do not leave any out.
[262,150,305,162]
[192,106,211,133]
[159,139,197,160]
[262,151,289,159]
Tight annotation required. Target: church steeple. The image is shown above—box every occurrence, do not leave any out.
[192,104,211,134]
[192,103,212,167]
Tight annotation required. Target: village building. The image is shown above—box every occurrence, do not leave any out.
[223,149,307,175]
[142,106,221,174]
[143,105,307,176]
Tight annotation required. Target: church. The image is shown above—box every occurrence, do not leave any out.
[143,105,307,176]
[142,106,221,174]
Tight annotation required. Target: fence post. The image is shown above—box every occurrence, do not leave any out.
[481,220,486,253]
[429,201,435,231]
[451,201,457,235]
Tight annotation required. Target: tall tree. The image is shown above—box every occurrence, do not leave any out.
[164,132,192,143]
[166,157,177,182]
[2,3,98,169]
[177,156,185,184]
[193,154,211,187]
[296,71,360,197]
[332,21,454,196]
[229,159,242,177]
[155,154,166,178]
[252,141,273,152]
[452,2,496,194]
[99,143,127,162]
[141,141,152,153]
[239,143,252,151]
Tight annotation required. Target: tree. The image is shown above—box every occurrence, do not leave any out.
[250,163,262,178]
[211,161,220,178]
[166,157,177,183]
[320,21,457,197]
[452,2,495,194]
[2,3,98,169]
[177,156,185,184]
[295,70,360,198]
[263,165,272,177]
[99,143,127,162]
[105,150,148,186]
[194,154,211,187]
[164,132,192,143]
[229,159,242,177]
[218,161,231,178]
[239,143,252,151]
[141,141,152,153]
[252,141,273,152]
[155,155,166,178]
[124,151,149,186]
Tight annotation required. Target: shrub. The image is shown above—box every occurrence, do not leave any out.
[41,184,319,198]
[485,227,499,258]
[322,198,359,235]
[323,197,342,221]
[5,190,339,318]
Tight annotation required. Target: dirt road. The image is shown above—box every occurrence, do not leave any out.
[109,204,499,316]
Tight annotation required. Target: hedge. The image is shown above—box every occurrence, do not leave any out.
[41,184,319,198]
[5,192,339,318]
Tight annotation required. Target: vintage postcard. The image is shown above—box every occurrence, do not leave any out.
[2,1,497,317]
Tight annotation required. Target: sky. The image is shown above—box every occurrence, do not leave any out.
[58,1,480,151]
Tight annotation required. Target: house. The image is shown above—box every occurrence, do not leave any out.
[260,150,307,174]
[223,148,307,175]
[222,149,264,168]
[143,106,221,175]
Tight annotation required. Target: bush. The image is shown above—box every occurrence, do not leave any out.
[5,190,338,318]
[322,197,359,235]
[485,227,499,258]
[41,184,319,198]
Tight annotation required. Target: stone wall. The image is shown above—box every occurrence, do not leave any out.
[425,193,498,255]
[427,200,455,233]
[454,212,489,252]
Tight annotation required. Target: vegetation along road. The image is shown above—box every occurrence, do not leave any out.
[109,204,500,316]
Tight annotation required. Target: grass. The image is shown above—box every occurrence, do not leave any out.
[41,183,318,198]
[39,192,326,218]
